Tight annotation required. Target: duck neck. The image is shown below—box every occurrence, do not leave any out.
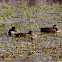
[56,28,58,31]
[28,33,31,35]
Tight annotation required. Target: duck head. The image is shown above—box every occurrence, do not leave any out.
[28,31,37,39]
[28,31,33,35]
[53,25,58,31]
[28,31,36,36]
[12,27,17,31]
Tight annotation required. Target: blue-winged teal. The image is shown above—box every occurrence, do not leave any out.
[8,27,37,39]
[40,25,61,33]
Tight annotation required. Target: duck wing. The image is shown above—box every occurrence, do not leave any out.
[40,28,56,33]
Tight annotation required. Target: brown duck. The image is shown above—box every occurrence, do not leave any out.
[8,27,37,39]
[40,25,61,33]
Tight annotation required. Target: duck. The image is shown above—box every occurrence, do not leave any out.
[40,25,61,33]
[15,31,37,39]
[8,27,37,39]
